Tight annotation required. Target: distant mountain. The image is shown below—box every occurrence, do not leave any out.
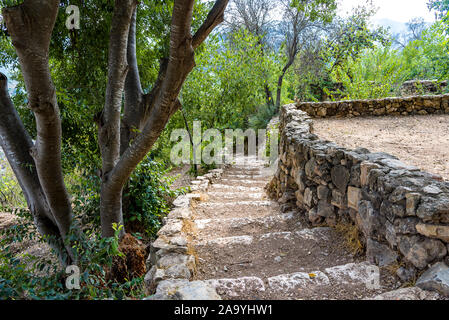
[374,18,408,35]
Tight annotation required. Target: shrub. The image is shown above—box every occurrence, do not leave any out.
[125,156,185,239]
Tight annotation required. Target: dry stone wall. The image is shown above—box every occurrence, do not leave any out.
[144,169,224,299]
[297,94,449,118]
[400,80,448,97]
[267,104,449,284]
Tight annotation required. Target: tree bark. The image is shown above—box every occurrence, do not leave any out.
[101,0,229,237]
[2,0,74,262]
[98,0,137,238]
[0,73,69,265]
[1,0,229,245]
[275,59,295,109]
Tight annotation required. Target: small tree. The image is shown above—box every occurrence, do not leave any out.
[225,0,337,109]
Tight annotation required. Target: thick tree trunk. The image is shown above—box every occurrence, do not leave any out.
[1,0,229,246]
[0,73,69,265]
[2,0,74,263]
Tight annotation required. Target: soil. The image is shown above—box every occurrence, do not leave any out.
[166,164,194,191]
[311,114,449,180]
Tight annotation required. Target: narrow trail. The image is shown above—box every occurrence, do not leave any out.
[188,154,406,300]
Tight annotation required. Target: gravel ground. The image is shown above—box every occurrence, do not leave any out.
[312,114,449,180]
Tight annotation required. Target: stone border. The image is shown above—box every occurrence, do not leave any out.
[267,103,449,296]
[297,94,449,118]
[144,168,224,300]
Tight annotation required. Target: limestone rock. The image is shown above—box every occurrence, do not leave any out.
[406,193,421,216]
[165,264,191,280]
[331,165,349,192]
[396,266,417,282]
[367,287,441,300]
[317,199,334,218]
[399,236,447,269]
[416,262,449,297]
[304,188,314,207]
[308,208,323,225]
[360,162,381,186]
[416,223,449,243]
[347,186,362,210]
[357,200,383,238]
[366,239,398,267]
[147,280,222,300]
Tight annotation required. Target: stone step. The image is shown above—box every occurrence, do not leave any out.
[194,212,298,236]
[202,262,385,300]
[208,184,264,192]
[206,192,267,201]
[223,174,266,180]
[192,201,281,220]
[194,227,358,284]
[219,179,268,186]
[196,200,273,209]
[194,228,332,248]
[205,277,266,299]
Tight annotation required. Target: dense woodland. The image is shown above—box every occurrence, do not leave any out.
[0,0,448,299]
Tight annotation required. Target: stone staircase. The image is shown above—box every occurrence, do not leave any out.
[147,154,444,300]
[187,155,442,300]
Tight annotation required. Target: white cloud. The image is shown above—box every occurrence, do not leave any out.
[337,0,436,23]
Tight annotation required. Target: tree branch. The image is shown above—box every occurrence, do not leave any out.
[100,0,137,176]
[99,0,137,237]
[192,0,229,50]
[121,7,145,156]
[107,0,198,193]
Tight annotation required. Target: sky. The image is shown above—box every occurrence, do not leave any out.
[337,0,437,23]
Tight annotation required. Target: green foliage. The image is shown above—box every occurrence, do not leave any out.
[0,161,25,209]
[329,19,449,100]
[428,0,449,19]
[293,3,390,101]
[248,104,279,130]
[324,5,390,77]
[291,0,337,24]
[126,157,185,238]
[0,221,146,300]
[333,46,407,100]
[401,21,449,81]
[182,30,280,131]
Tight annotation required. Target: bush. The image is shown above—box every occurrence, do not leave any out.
[248,104,278,130]
[0,222,146,300]
[125,156,186,239]
[0,159,26,209]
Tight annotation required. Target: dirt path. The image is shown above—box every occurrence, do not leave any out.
[311,115,449,180]
[185,154,443,300]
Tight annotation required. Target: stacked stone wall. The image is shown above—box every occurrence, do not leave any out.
[268,104,449,281]
[297,94,449,118]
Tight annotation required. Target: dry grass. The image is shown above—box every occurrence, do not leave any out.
[334,221,365,257]
[182,218,199,278]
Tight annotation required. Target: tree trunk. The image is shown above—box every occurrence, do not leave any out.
[98,0,137,238]
[275,59,294,109]
[0,73,70,265]
[1,0,229,248]
[2,0,74,263]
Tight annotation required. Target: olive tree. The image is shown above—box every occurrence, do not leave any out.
[0,0,228,264]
